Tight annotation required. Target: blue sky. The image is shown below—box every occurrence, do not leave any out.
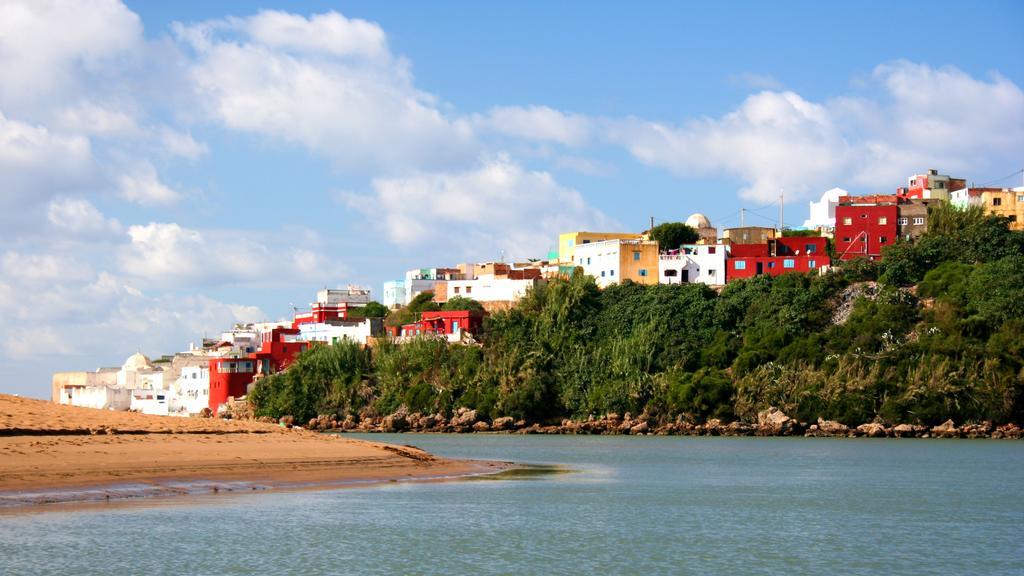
[1,0,1022,397]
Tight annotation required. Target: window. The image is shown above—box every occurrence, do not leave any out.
[843,237,851,242]
[860,213,867,218]
[783,259,795,269]
[708,269,716,276]
[601,271,606,277]
[809,259,816,268]
[842,217,852,225]
[936,181,945,188]
[708,247,716,254]
[880,236,888,243]
[734,261,746,270]
[582,239,591,244]
[639,269,648,277]
[805,243,817,254]
[454,286,460,294]
[1017,194,1024,202]
[993,197,1002,206]
[664,269,677,277]
[568,239,574,247]
[610,269,615,276]
[452,321,460,331]
[466,286,472,294]
[898,217,908,225]
[913,217,924,225]
[1009,215,1018,223]
[768,262,776,269]
[633,251,641,261]
[587,257,591,265]
[878,217,888,225]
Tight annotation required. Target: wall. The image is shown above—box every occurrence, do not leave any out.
[834,204,898,260]
[439,277,540,304]
[298,319,381,346]
[658,244,726,286]
[723,227,776,245]
[981,188,1024,231]
[558,231,642,264]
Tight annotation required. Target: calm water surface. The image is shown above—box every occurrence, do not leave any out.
[1,435,1022,575]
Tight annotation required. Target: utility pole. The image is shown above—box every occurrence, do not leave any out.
[779,189,784,235]
[740,208,745,227]
[650,216,654,233]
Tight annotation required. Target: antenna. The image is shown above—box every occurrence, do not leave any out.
[779,189,784,234]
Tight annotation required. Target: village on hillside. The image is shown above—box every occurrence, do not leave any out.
[52,169,1024,417]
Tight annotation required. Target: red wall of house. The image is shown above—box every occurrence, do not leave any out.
[726,254,829,282]
[834,204,898,260]
[208,358,256,411]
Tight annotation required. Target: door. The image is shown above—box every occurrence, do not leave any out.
[756,262,763,275]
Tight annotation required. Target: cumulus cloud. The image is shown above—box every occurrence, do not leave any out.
[476,105,594,146]
[345,155,615,261]
[175,9,475,172]
[118,162,183,205]
[0,112,94,207]
[608,61,1024,202]
[0,0,143,111]
[47,197,122,238]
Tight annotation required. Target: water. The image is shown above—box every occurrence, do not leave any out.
[1,435,1022,575]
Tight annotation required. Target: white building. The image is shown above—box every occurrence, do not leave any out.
[298,318,383,346]
[438,276,540,306]
[116,353,164,391]
[130,389,170,416]
[382,280,406,309]
[403,268,463,305]
[317,287,372,307]
[59,383,132,411]
[685,213,718,244]
[803,187,849,230]
[659,244,727,286]
[169,366,210,416]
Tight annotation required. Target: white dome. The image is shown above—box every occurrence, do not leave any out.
[686,213,712,229]
[122,352,153,371]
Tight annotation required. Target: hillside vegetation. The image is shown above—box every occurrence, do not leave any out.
[251,205,1024,427]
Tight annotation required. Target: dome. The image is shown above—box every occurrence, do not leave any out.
[122,352,154,371]
[686,213,712,229]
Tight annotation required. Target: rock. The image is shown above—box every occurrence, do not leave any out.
[725,421,755,436]
[451,407,479,427]
[892,423,915,438]
[629,421,650,435]
[257,416,276,424]
[757,407,796,435]
[472,421,491,432]
[489,414,512,428]
[199,407,214,418]
[702,419,723,436]
[931,419,959,438]
[279,415,295,427]
[816,418,849,436]
[381,413,409,432]
[857,422,888,438]
[308,417,319,429]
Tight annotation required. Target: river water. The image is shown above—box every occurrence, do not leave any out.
[1,435,1021,575]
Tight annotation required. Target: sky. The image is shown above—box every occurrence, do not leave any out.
[1,0,1022,397]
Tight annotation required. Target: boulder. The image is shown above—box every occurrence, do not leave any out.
[451,407,479,427]
[931,419,959,438]
[892,423,916,438]
[856,422,888,438]
[757,407,796,435]
[629,421,650,435]
[816,418,849,436]
[279,415,295,428]
[381,413,409,432]
[472,421,491,432]
[725,421,755,436]
[491,416,515,431]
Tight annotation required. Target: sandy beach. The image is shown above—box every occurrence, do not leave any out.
[0,395,503,506]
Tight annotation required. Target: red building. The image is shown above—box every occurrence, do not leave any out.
[726,237,830,281]
[834,198,899,261]
[390,310,486,339]
[208,327,308,411]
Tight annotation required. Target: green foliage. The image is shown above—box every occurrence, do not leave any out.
[648,222,699,251]
[348,301,389,319]
[442,296,485,312]
[251,210,1024,426]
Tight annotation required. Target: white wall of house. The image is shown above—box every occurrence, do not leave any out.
[382,280,406,308]
[170,366,210,416]
[130,390,170,416]
[803,187,848,229]
[950,188,982,209]
[299,319,378,345]
[573,240,623,288]
[60,385,132,410]
[444,276,537,303]
[659,245,726,286]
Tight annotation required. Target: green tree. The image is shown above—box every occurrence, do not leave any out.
[442,296,485,312]
[648,222,699,252]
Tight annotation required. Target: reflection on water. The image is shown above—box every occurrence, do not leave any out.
[1,435,1022,576]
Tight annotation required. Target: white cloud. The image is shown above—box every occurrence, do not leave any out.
[158,127,208,159]
[56,102,139,137]
[0,0,143,111]
[0,111,94,207]
[47,197,122,237]
[609,61,1024,202]
[175,10,475,172]
[118,161,183,204]
[346,155,614,261]
[477,105,594,146]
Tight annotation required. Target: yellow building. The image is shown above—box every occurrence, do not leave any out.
[572,238,660,288]
[722,226,776,245]
[981,187,1024,231]
[558,231,643,264]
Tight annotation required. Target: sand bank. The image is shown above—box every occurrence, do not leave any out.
[0,395,504,507]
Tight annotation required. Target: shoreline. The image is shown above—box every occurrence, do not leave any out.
[0,395,509,511]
